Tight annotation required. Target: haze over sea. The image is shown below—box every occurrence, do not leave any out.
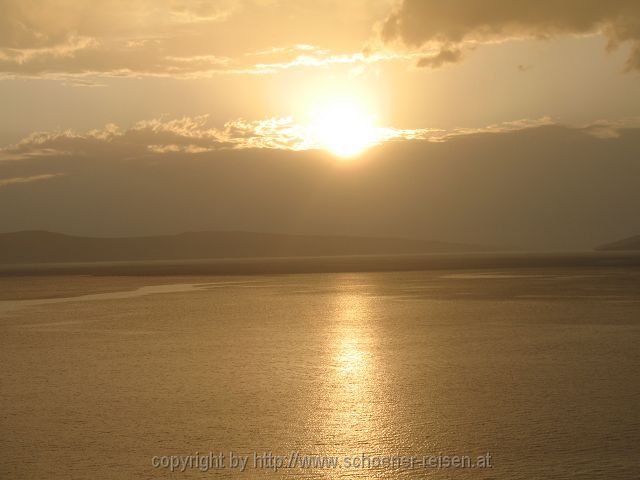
[1,262,639,479]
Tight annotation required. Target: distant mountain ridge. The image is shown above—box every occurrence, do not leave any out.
[0,231,496,265]
[595,235,640,251]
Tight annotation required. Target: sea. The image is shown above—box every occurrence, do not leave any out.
[1,261,639,479]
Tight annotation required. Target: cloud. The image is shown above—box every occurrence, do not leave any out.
[1,114,610,162]
[222,118,316,150]
[0,0,393,78]
[416,47,462,68]
[1,114,440,160]
[1,114,566,161]
[1,117,229,160]
[0,173,64,187]
[4,1,640,77]
[381,0,640,71]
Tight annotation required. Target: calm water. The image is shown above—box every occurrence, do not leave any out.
[1,268,639,479]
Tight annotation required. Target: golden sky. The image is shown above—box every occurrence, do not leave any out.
[1,1,640,249]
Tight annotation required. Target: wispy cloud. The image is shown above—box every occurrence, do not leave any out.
[0,1,396,79]
[0,114,444,160]
[0,173,64,187]
[2,114,603,163]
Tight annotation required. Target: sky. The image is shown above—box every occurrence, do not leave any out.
[1,0,640,249]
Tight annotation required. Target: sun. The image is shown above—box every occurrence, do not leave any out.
[310,101,378,158]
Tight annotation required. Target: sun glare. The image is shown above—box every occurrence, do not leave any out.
[310,101,378,158]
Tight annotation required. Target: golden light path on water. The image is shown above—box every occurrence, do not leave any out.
[315,281,402,478]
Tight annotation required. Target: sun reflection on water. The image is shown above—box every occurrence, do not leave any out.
[323,287,382,451]
[336,336,367,375]
[333,292,371,377]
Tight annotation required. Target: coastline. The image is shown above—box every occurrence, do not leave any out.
[2,251,639,277]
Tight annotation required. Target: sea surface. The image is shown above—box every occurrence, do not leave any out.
[1,266,639,479]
